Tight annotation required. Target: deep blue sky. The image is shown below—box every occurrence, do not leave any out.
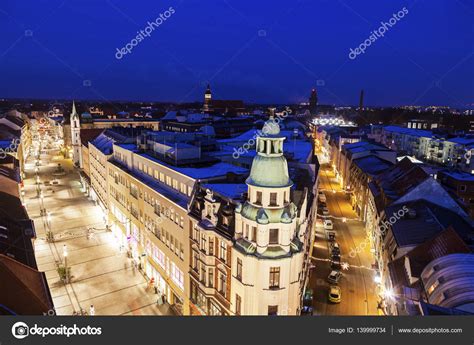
[0,0,473,106]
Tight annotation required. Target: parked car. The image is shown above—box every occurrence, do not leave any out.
[331,259,342,270]
[318,191,327,203]
[327,270,342,284]
[328,286,342,303]
[323,219,333,230]
[322,207,330,216]
[331,252,341,261]
[301,288,314,315]
[327,231,336,242]
[330,242,340,253]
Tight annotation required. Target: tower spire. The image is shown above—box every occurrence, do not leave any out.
[71,100,77,116]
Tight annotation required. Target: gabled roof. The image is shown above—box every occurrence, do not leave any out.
[388,227,470,291]
[0,254,53,315]
[387,199,474,248]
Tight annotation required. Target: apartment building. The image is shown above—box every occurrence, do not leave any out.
[106,135,248,315]
[378,125,474,172]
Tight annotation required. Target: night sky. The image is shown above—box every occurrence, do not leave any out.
[0,0,472,106]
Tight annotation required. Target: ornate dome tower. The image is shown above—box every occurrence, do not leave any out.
[236,109,298,256]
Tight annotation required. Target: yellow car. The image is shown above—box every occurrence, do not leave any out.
[328,285,341,303]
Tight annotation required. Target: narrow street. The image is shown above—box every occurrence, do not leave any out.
[25,121,172,316]
[309,162,379,315]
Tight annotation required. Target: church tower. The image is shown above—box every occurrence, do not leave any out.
[203,84,212,113]
[70,101,82,167]
[232,109,307,315]
[309,88,318,114]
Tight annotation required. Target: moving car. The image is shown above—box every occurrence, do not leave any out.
[327,270,342,284]
[327,231,336,242]
[323,219,333,230]
[318,191,327,203]
[301,288,314,315]
[328,286,341,303]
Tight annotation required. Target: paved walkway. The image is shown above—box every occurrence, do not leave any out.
[25,138,172,316]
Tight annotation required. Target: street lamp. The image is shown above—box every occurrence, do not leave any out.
[63,244,68,283]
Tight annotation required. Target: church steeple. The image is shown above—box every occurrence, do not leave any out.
[203,84,212,113]
[70,100,81,167]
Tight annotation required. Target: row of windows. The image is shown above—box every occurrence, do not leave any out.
[242,225,279,245]
[235,258,280,289]
[135,160,193,197]
[146,241,185,291]
[192,225,227,262]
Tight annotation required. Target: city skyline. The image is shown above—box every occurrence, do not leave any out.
[0,0,473,106]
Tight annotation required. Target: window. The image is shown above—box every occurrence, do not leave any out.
[235,294,242,315]
[255,191,262,205]
[219,271,227,297]
[209,238,214,256]
[173,179,179,190]
[244,224,249,239]
[208,269,214,288]
[166,176,172,186]
[170,262,184,291]
[219,241,227,262]
[252,226,257,242]
[201,235,207,254]
[269,267,280,289]
[193,225,199,242]
[159,172,165,183]
[201,266,206,284]
[236,258,242,281]
[192,250,199,272]
[180,183,187,194]
[269,192,277,206]
[209,301,221,316]
[269,228,279,245]
[268,305,278,316]
[459,185,467,192]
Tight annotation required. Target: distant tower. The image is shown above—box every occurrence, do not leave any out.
[359,89,364,111]
[70,101,82,167]
[309,88,318,114]
[203,84,212,113]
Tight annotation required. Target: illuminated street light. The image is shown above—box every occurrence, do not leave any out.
[383,289,394,300]
[374,274,382,284]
